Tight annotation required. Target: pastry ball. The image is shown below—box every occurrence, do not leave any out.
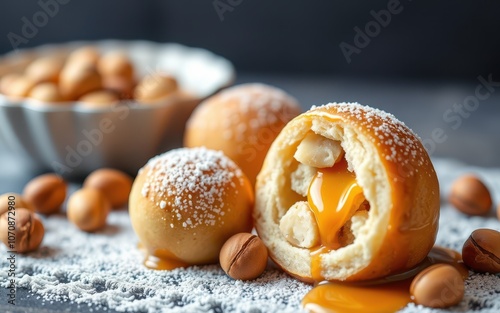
[254,102,440,282]
[184,83,301,186]
[129,147,254,266]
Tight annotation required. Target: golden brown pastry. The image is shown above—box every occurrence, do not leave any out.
[129,147,254,267]
[184,83,301,186]
[254,102,440,282]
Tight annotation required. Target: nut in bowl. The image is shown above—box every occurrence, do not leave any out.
[0,40,235,178]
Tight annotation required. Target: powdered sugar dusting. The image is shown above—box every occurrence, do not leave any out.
[310,102,429,177]
[190,83,300,142]
[0,159,499,312]
[140,147,245,229]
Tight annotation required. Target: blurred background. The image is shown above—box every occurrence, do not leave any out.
[1,0,500,191]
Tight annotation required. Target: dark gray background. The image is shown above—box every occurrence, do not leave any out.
[1,0,500,80]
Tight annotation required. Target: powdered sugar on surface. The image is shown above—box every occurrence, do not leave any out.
[140,147,244,229]
[1,158,499,313]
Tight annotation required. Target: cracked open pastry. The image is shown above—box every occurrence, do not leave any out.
[254,102,440,282]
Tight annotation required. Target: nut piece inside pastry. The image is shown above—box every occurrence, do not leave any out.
[279,201,320,249]
[290,163,316,197]
[294,132,344,168]
[254,102,440,283]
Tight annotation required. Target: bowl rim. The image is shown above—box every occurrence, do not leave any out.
[0,39,235,113]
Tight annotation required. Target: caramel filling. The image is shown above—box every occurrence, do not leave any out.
[303,279,412,313]
[307,158,366,279]
[302,246,468,313]
[138,243,189,270]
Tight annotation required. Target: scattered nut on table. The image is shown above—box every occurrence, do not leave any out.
[83,168,133,208]
[462,228,500,274]
[23,173,67,215]
[448,174,492,215]
[0,193,34,216]
[410,263,464,308]
[67,188,111,232]
[0,208,45,253]
[219,233,268,281]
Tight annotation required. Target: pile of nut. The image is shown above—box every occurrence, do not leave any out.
[0,46,179,106]
[0,169,132,253]
[410,174,500,308]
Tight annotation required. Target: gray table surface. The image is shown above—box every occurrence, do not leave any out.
[0,74,499,312]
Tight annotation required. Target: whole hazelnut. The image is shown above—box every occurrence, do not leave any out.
[0,73,22,94]
[66,46,100,67]
[0,208,45,253]
[410,264,464,308]
[219,233,268,280]
[134,74,178,103]
[462,228,500,274]
[78,90,120,107]
[25,56,63,84]
[59,64,102,100]
[23,173,67,214]
[0,193,34,216]
[83,168,132,208]
[5,76,36,98]
[97,52,134,81]
[448,175,492,215]
[103,76,135,99]
[67,188,111,232]
[29,82,65,103]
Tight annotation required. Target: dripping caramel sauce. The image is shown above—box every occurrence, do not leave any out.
[137,242,189,270]
[302,246,468,313]
[308,158,366,281]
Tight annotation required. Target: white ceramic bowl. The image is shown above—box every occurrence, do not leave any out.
[0,40,234,178]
